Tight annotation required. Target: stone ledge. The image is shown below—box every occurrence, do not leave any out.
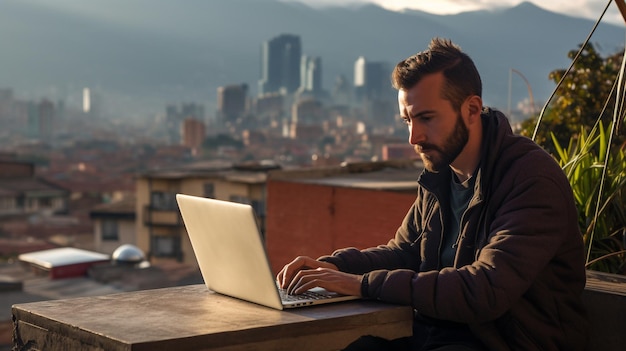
[9,271,626,351]
[583,270,626,351]
[585,270,626,295]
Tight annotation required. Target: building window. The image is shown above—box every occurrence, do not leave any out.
[101,219,119,241]
[151,235,180,258]
[251,199,265,217]
[203,183,215,198]
[0,197,14,211]
[229,195,250,205]
[150,191,177,210]
[52,197,67,212]
[39,197,52,207]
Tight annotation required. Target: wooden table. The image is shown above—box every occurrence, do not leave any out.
[12,284,414,351]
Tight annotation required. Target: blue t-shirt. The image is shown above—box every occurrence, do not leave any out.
[440,170,476,267]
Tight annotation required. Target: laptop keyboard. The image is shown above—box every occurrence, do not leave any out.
[279,288,333,302]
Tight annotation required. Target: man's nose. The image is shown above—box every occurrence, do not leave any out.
[409,123,425,145]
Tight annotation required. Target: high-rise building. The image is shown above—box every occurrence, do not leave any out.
[290,99,323,141]
[38,99,54,142]
[354,56,367,88]
[26,99,55,142]
[364,61,388,99]
[332,75,351,106]
[82,87,101,118]
[254,93,284,122]
[27,102,38,138]
[299,56,322,94]
[353,57,390,101]
[258,34,301,96]
[0,89,15,133]
[165,103,205,144]
[0,89,13,118]
[83,88,91,114]
[181,118,206,156]
[217,84,248,123]
[165,105,182,144]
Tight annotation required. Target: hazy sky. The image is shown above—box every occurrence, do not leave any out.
[286,0,625,25]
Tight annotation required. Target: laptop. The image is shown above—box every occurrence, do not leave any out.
[175,193,360,310]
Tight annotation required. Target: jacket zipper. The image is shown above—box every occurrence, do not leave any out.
[432,193,445,270]
[452,193,483,263]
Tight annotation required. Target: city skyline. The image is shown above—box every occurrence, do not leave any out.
[0,0,624,121]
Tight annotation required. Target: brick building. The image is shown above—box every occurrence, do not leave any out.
[265,160,422,274]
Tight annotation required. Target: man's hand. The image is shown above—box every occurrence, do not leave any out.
[276,256,336,288]
[276,256,363,296]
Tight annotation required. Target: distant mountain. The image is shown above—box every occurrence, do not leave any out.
[0,0,623,118]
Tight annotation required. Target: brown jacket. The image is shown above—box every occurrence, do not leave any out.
[320,108,589,350]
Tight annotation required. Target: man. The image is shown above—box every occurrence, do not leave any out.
[277,38,589,350]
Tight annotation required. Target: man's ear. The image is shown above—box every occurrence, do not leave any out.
[466,95,483,124]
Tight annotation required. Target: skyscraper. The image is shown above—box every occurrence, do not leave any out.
[165,103,205,145]
[353,56,390,101]
[83,88,91,114]
[299,55,322,95]
[38,99,54,143]
[353,56,396,124]
[27,99,54,142]
[181,117,206,156]
[82,87,101,118]
[354,56,366,89]
[258,34,301,96]
[217,84,248,123]
[290,98,323,141]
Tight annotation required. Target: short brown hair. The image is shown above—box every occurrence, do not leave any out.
[391,38,482,111]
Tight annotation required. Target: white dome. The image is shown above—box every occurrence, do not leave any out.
[112,244,146,263]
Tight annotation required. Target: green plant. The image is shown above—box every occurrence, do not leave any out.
[519,43,625,153]
[551,122,626,273]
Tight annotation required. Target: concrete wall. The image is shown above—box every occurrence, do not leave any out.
[94,217,136,255]
[582,271,626,350]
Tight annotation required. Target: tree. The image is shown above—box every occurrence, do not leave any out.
[519,42,625,152]
[521,42,626,274]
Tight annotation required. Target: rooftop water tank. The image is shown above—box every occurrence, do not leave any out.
[112,244,146,264]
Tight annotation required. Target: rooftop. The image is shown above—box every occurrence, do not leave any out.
[138,159,277,183]
[270,160,423,192]
[18,247,110,270]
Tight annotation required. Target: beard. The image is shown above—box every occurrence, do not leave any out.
[414,113,469,173]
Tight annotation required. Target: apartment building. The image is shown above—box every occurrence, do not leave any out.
[89,196,136,255]
[135,160,278,266]
[0,159,69,218]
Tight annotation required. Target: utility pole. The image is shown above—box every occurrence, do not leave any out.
[508,68,535,117]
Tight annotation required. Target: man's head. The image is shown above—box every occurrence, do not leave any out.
[394,38,484,177]
[392,37,482,112]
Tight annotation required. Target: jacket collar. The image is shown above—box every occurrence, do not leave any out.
[417,107,508,194]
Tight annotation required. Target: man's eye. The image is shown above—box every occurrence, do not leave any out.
[419,116,435,123]
[401,117,411,125]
